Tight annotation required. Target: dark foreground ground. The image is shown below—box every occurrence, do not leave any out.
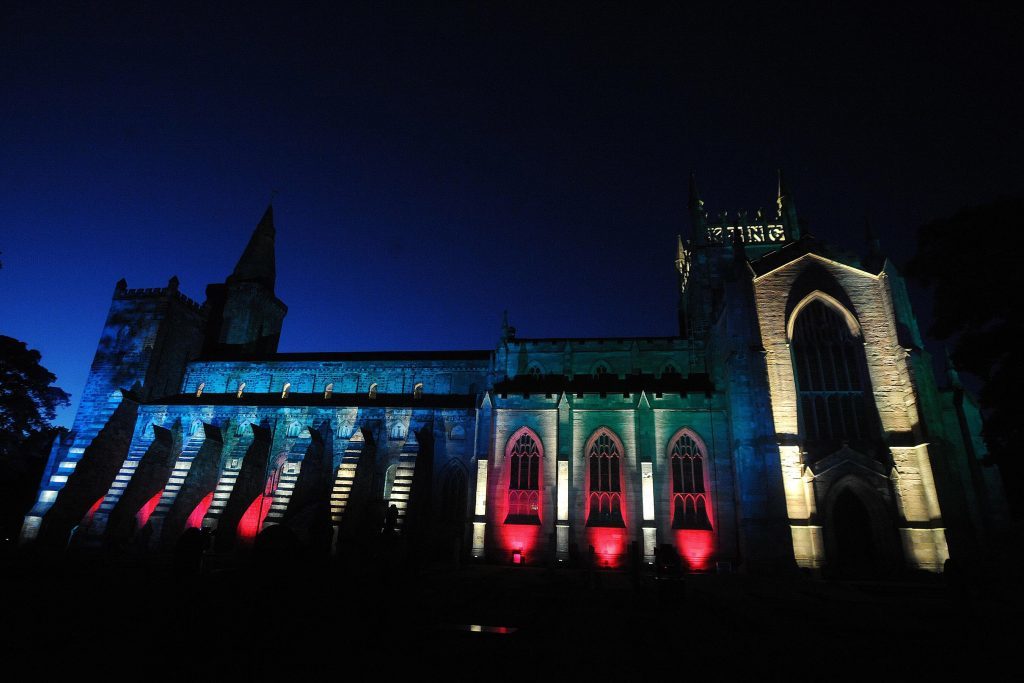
[1,552,1020,679]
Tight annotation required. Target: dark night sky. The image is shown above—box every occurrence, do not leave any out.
[1,2,1021,426]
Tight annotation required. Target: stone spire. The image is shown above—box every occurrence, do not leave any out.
[776,170,800,241]
[228,204,277,292]
[501,310,516,342]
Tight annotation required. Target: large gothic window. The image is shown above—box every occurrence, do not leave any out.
[587,429,624,527]
[505,428,542,524]
[669,430,712,530]
[791,298,875,458]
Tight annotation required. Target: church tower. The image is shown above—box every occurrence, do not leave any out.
[202,205,288,357]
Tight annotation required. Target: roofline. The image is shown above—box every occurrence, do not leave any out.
[192,349,494,363]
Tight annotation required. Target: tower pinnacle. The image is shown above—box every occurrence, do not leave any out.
[228,204,277,292]
[776,170,800,241]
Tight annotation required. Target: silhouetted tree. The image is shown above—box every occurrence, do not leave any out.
[0,335,70,539]
[906,197,1023,512]
[1,335,69,457]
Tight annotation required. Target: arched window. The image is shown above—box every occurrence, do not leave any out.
[281,382,291,399]
[236,420,251,436]
[391,422,406,439]
[527,363,543,379]
[195,382,205,398]
[449,424,466,441]
[236,382,246,398]
[368,383,378,399]
[286,421,301,437]
[505,428,542,524]
[593,362,610,378]
[324,382,333,399]
[189,420,203,436]
[338,423,356,439]
[413,382,424,399]
[586,428,624,527]
[669,430,712,530]
[662,363,678,376]
[791,298,875,458]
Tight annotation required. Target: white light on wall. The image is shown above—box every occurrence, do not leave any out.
[641,462,655,521]
[557,461,569,521]
[472,521,486,556]
[475,459,488,516]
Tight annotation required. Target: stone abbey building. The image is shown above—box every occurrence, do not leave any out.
[22,178,1006,573]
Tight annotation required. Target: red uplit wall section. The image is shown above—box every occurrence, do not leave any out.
[237,493,272,541]
[82,496,105,526]
[135,489,164,528]
[674,529,714,570]
[185,491,215,529]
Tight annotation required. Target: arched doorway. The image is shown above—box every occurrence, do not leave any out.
[824,478,899,578]
[832,488,876,575]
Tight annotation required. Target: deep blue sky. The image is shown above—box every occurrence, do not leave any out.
[2,2,1021,426]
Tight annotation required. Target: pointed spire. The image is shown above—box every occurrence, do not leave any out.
[228,204,277,291]
[776,170,800,241]
[500,310,515,342]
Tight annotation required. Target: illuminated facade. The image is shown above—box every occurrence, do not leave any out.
[22,179,1007,573]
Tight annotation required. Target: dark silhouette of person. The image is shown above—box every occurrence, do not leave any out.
[383,503,399,536]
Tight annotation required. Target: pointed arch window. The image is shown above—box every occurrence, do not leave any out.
[586,429,624,527]
[527,363,543,379]
[669,430,712,530]
[286,421,301,437]
[413,382,424,399]
[324,382,333,399]
[791,297,876,458]
[391,422,406,440]
[368,383,378,399]
[505,428,542,524]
